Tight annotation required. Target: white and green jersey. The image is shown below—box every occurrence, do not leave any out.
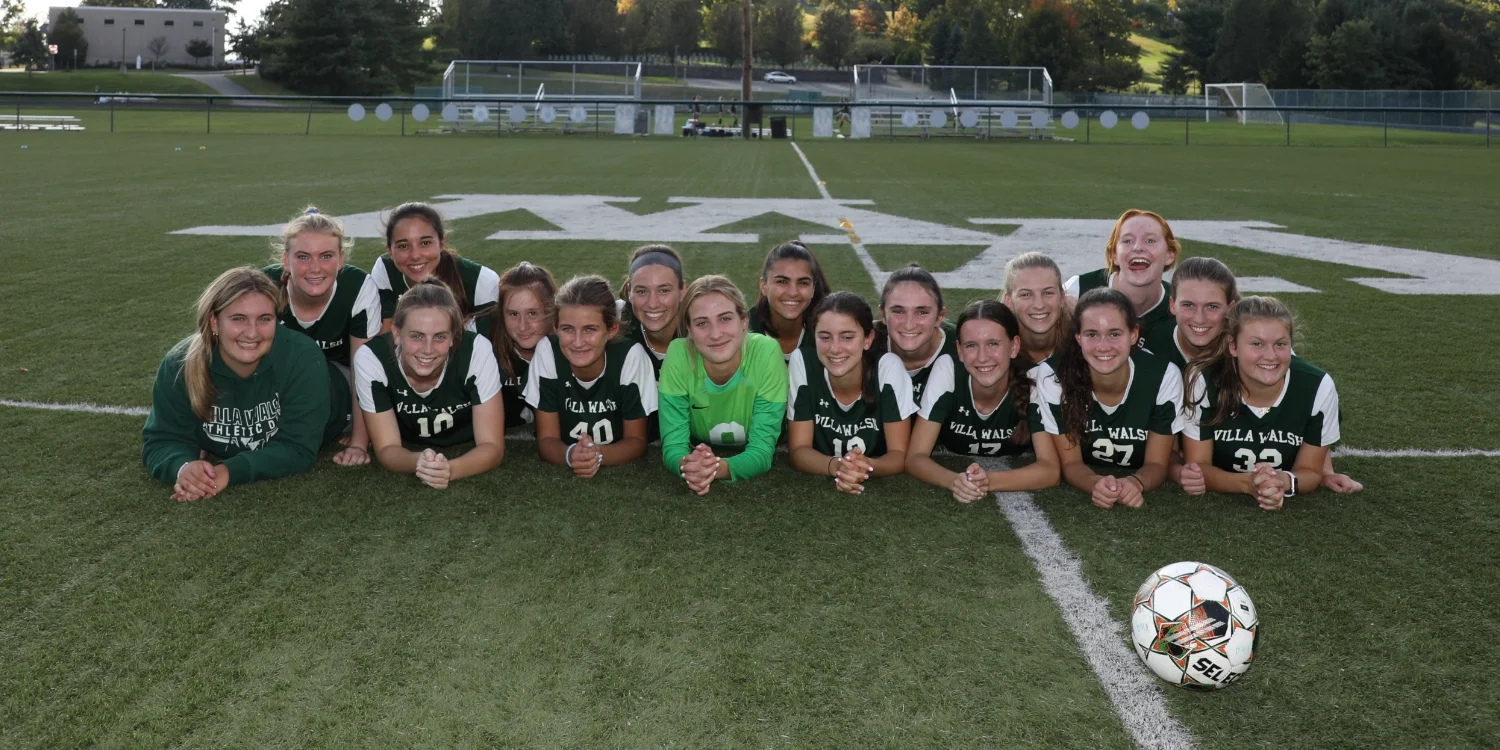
[1143,322,1193,372]
[788,350,918,458]
[354,330,502,447]
[522,335,659,446]
[1034,348,1185,470]
[471,311,536,429]
[895,321,959,409]
[369,253,500,320]
[918,354,1051,457]
[1064,268,1173,347]
[262,264,382,367]
[1184,356,1340,473]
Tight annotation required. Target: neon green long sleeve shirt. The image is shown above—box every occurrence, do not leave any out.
[658,333,787,482]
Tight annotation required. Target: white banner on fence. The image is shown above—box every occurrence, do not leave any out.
[654,105,676,135]
[813,108,834,138]
[614,104,637,135]
[851,108,871,139]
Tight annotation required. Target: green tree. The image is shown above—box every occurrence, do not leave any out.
[756,0,804,67]
[707,0,743,61]
[1162,0,1225,89]
[1,0,25,51]
[11,18,47,73]
[258,0,432,96]
[814,1,856,68]
[1207,0,1310,86]
[1009,0,1084,87]
[48,8,89,69]
[186,37,213,65]
[1071,0,1142,90]
[956,7,1002,65]
[661,0,703,58]
[1303,18,1383,88]
[564,0,623,57]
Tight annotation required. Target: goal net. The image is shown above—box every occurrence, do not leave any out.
[1204,83,1283,125]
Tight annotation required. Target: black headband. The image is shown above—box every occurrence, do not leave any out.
[629,251,683,282]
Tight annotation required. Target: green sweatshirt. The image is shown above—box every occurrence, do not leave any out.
[658,333,787,482]
[142,325,350,487]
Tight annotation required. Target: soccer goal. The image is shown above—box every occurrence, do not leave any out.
[441,60,643,101]
[1204,83,1284,125]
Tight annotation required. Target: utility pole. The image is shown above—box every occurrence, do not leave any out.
[741,0,752,139]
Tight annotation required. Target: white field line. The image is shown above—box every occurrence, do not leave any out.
[788,142,887,289]
[0,399,149,417]
[791,138,1197,750]
[979,458,1197,750]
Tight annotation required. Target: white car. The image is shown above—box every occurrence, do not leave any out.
[763,71,797,84]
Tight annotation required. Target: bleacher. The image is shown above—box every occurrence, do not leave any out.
[0,114,85,131]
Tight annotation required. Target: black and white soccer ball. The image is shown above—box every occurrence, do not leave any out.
[1131,561,1259,689]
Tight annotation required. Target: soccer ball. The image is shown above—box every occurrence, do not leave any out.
[1131,561,1258,689]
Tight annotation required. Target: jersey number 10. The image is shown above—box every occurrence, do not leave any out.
[417,412,455,438]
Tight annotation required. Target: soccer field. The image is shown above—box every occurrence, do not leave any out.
[3,133,1499,748]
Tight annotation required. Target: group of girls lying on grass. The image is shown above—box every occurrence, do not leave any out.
[143,205,1360,509]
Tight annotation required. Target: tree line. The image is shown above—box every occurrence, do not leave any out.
[8,0,1499,93]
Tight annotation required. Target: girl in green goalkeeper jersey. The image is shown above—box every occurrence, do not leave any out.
[143,267,350,501]
[1181,297,1341,510]
[876,264,956,409]
[905,300,1060,503]
[1148,257,1362,494]
[1001,252,1070,367]
[1035,289,1184,510]
[525,275,658,479]
[787,292,918,494]
[1063,209,1180,345]
[370,202,500,330]
[262,207,381,468]
[659,275,789,496]
[476,262,557,431]
[355,281,505,489]
[748,241,831,363]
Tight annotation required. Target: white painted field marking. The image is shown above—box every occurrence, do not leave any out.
[981,459,1196,750]
[1332,447,1500,458]
[1,399,149,417]
[789,142,887,289]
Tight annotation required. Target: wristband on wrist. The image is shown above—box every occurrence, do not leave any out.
[1125,474,1145,491]
[565,442,577,469]
[176,461,192,482]
[1284,470,1298,497]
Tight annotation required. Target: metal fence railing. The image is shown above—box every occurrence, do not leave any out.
[0,92,1493,147]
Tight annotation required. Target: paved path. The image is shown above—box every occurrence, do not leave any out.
[172,70,284,107]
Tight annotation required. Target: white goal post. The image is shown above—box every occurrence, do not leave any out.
[1204,83,1284,125]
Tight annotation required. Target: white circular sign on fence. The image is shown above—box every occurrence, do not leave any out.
[1132,111,1150,129]
[539,104,556,123]
[412,104,430,122]
[346,103,366,122]
[375,103,393,122]
[570,105,587,124]
[1100,110,1118,129]
[1030,110,1048,129]
[1061,110,1080,129]
[901,109,919,128]
[441,104,459,122]
[929,109,948,129]
[507,104,526,123]
[1000,110,1019,129]
[959,109,979,128]
[472,104,490,122]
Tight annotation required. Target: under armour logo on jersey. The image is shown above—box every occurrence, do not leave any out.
[397,388,410,396]
[819,398,830,408]
[958,406,970,416]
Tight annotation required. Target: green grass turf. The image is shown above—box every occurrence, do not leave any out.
[0,69,217,95]
[1130,33,1179,90]
[3,134,1500,747]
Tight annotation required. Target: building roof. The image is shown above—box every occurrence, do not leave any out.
[54,6,227,15]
